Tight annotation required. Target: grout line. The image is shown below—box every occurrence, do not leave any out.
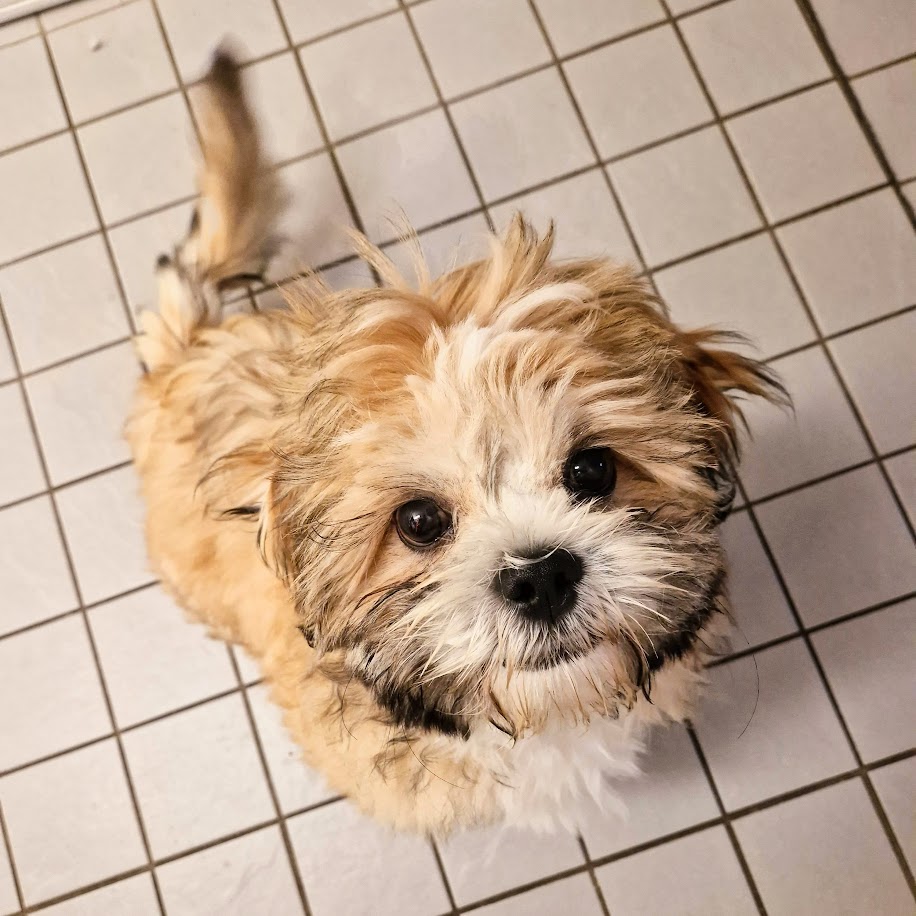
[0,802,25,913]
[429,840,459,915]
[576,837,612,916]
[847,48,916,81]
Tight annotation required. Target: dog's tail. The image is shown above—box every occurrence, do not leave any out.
[137,48,284,370]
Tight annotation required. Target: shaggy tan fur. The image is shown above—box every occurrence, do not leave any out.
[127,52,783,835]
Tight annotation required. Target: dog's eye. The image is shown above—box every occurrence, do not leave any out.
[395,499,452,549]
[563,447,617,500]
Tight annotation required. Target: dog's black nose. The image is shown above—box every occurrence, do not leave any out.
[494,548,583,624]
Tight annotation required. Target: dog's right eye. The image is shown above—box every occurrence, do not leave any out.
[395,499,452,549]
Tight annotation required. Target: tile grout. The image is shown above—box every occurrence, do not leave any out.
[0,801,25,913]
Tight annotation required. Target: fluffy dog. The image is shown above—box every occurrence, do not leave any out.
[128,52,783,835]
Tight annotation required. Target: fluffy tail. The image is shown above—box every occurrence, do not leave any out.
[137,48,284,370]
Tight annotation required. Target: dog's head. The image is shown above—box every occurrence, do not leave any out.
[261,219,783,739]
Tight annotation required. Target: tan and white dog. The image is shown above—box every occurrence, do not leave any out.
[127,52,783,835]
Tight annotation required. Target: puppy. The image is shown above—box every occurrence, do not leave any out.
[127,51,783,835]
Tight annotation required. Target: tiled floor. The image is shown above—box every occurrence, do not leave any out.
[0,0,914,913]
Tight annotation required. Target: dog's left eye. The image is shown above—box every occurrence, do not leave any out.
[564,446,617,500]
[395,499,452,549]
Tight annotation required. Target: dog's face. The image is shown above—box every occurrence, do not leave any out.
[264,222,781,739]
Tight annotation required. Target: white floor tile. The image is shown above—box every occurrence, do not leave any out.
[231,644,265,684]
[0,831,17,916]
[609,126,760,266]
[830,312,916,453]
[579,724,719,858]
[735,779,912,915]
[738,346,871,500]
[597,827,758,916]
[0,134,96,264]
[413,0,549,99]
[0,14,38,46]
[680,0,829,114]
[26,343,136,485]
[48,1,176,123]
[0,739,146,905]
[870,758,915,873]
[533,0,664,57]
[451,69,593,201]
[122,694,274,858]
[156,0,286,81]
[756,466,916,625]
[0,615,110,772]
[0,385,44,506]
[277,0,397,44]
[338,109,477,243]
[287,800,450,916]
[853,60,916,181]
[0,496,77,636]
[566,25,711,159]
[477,876,603,916]
[157,826,304,916]
[654,234,815,359]
[301,13,435,141]
[40,874,159,916]
[0,37,66,152]
[694,639,855,809]
[885,449,916,526]
[383,212,490,282]
[89,584,236,728]
[727,84,883,223]
[246,683,336,813]
[55,465,152,605]
[439,823,583,906]
[813,600,916,761]
[777,189,916,334]
[0,235,129,373]
[40,0,123,31]
[78,93,196,225]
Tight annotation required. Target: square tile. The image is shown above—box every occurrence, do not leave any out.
[809,0,916,74]
[89,585,236,728]
[0,838,16,916]
[654,234,815,359]
[609,126,760,265]
[0,740,146,905]
[383,212,491,283]
[738,346,871,499]
[0,496,77,636]
[885,449,916,526]
[338,109,478,243]
[287,801,450,916]
[439,823,583,906]
[813,599,915,761]
[680,0,829,114]
[231,644,264,683]
[318,257,376,291]
[40,874,159,916]
[0,134,96,264]
[0,36,66,152]
[55,465,152,604]
[0,385,44,506]
[566,25,711,159]
[474,874,603,916]
[412,0,549,99]
[694,639,854,809]
[735,779,912,915]
[597,827,757,916]
[756,466,916,625]
[727,84,883,222]
[246,683,336,813]
[490,169,638,264]
[870,758,915,872]
[156,0,285,81]
[578,724,719,857]
[40,0,123,30]
[451,68,593,201]
[853,60,916,181]
[78,93,196,225]
[777,189,916,334]
[277,0,397,44]
[0,14,38,46]
[122,694,274,858]
[719,510,797,651]
[108,201,193,319]
[666,0,714,11]
[1,235,129,373]
[26,343,136,485]
[830,312,916,453]
[48,1,176,123]
[300,13,435,141]
[157,826,303,916]
[533,0,664,56]
[0,615,110,772]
